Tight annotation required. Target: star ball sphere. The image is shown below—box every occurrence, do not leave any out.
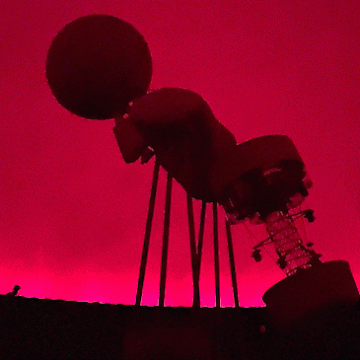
[46,14,152,119]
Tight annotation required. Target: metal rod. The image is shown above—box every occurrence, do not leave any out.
[225,219,239,308]
[187,194,200,308]
[196,201,206,280]
[213,202,220,308]
[159,173,173,307]
[136,158,160,306]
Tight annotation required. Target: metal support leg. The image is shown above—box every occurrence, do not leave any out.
[159,173,173,307]
[136,159,160,306]
[213,202,220,308]
[196,201,206,285]
[225,219,239,308]
[187,194,200,307]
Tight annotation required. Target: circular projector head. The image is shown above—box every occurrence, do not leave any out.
[46,14,152,119]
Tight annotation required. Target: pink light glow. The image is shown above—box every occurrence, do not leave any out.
[1,0,359,307]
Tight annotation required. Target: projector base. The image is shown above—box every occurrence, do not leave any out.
[263,260,359,329]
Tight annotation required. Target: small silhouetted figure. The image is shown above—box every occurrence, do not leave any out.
[6,285,20,297]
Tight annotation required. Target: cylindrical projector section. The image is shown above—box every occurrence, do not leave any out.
[263,260,359,328]
[219,135,311,223]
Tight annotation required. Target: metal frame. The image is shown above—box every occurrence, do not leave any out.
[136,159,240,308]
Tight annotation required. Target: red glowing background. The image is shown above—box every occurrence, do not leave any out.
[1,0,359,307]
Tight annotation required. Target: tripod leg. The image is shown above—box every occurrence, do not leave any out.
[196,201,206,282]
[159,173,173,307]
[136,159,160,306]
[213,202,221,308]
[225,219,239,308]
[187,194,200,307]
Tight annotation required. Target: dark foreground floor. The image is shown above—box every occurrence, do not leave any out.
[0,295,359,359]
